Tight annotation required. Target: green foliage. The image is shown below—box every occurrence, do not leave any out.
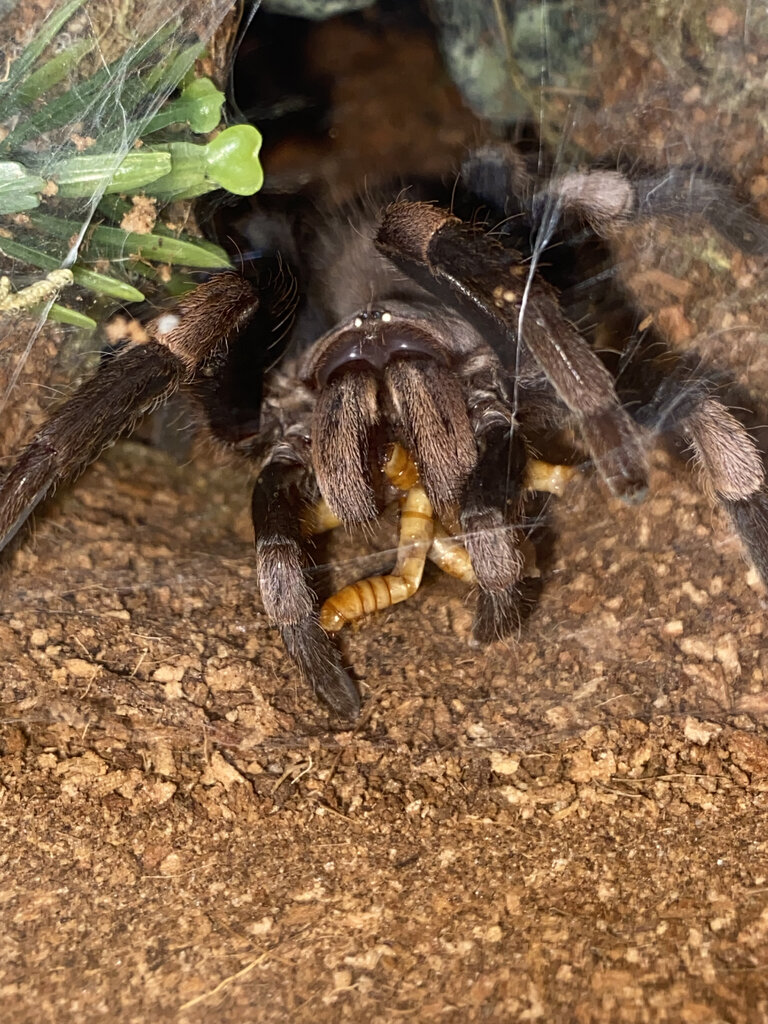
[0,3,263,323]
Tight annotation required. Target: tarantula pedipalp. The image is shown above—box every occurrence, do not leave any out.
[2,146,768,718]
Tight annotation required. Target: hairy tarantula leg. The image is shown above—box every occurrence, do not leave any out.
[459,143,534,214]
[635,366,768,586]
[251,459,360,718]
[0,273,259,553]
[536,168,768,255]
[0,344,182,552]
[319,446,434,632]
[676,399,768,586]
[459,410,530,643]
[377,202,649,503]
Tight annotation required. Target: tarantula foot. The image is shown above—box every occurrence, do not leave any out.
[280,620,361,718]
[722,492,768,589]
[472,586,525,644]
[470,534,541,644]
[578,410,649,503]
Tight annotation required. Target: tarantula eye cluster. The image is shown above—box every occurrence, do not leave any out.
[310,311,446,386]
[2,146,768,718]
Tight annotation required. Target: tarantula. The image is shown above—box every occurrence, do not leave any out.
[2,144,768,718]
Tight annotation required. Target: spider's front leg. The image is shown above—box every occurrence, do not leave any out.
[535,165,768,256]
[377,202,649,504]
[0,273,259,553]
[251,451,361,719]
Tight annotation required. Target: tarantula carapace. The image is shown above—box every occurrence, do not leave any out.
[2,144,768,718]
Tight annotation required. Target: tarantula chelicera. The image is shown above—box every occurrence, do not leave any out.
[2,144,768,718]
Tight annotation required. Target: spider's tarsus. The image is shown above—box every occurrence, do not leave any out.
[460,417,526,596]
[535,167,768,257]
[577,409,649,504]
[722,493,768,589]
[473,586,525,645]
[147,272,261,372]
[281,620,361,719]
[650,386,768,583]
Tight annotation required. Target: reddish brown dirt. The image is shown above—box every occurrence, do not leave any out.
[2,3,768,1021]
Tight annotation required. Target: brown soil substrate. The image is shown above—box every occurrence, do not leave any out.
[2,2,768,1020]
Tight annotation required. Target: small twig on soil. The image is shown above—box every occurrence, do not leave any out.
[178,952,269,1012]
[613,772,730,783]
[594,781,646,799]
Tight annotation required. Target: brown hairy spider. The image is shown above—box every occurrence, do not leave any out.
[2,145,768,718]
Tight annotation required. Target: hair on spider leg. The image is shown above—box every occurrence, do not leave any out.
[0,272,261,556]
[530,162,768,256]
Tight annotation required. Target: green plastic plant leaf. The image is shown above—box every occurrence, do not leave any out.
[46,303,97,328]
[14,38,96,105]
[97,195,232,264]
[0,237,145,303]
[0,0,87,119]
[204,125,264,195]
[0,162,45,214]
[1,22,179,149]
[90,225,231,267]
[72,266,145,302]
[147,126,264,198]
[143,41,206,96]
[183,78,227,133]
[144,140,211,196]
[0,13,261,315]
[143,77,225,134]
[28,211,231,269]
[52,151,173,197]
